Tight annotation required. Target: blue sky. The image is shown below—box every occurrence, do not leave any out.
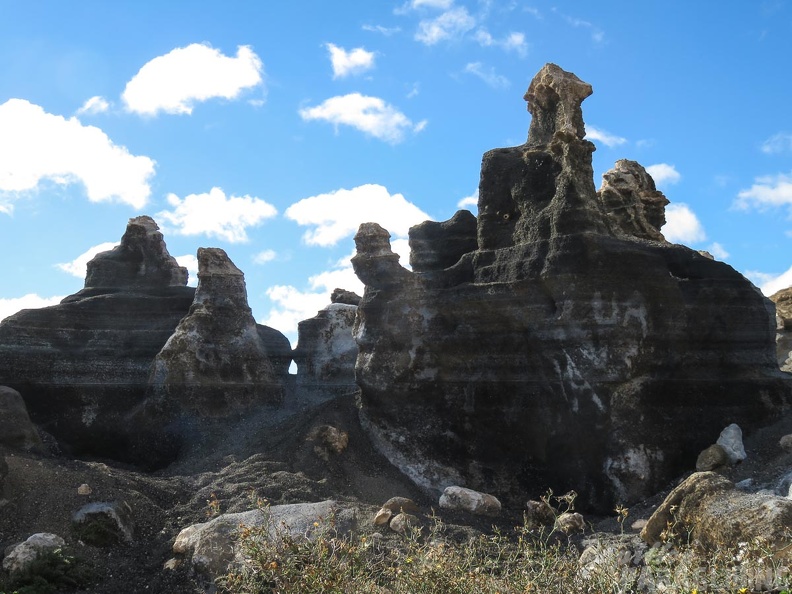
[1,1,792,345]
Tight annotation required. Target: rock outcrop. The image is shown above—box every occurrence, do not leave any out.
[0,386,42,451]
[147,248,288,418]
[770,286,792,372]
[0,217,195,466]
[293,295,359,396]
[351,63,790,511]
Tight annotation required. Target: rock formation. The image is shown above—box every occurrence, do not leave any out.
[147,248,288,417]
[351,63,791,511]
[0,217,195,466]
[293,290,359,396]
[770,286,792,372]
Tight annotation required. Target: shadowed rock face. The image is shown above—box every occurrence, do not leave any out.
[352,63,791,511]
[147,248,287,418]
[0,217,195,466]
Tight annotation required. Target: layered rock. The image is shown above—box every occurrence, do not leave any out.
[293,290,359,395]
[351,63,790,511]
[147,248,288,417]
[0,217,194,466]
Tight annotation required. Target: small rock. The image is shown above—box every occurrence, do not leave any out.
[524,499,555,528]
[2,533,65,574]
[306,425,349,461]
[163,558,182,571]
[556,512,585,534]
[630,519,648,531]
[779,434,792,453]
[696,444,729,471]
[389,513,419,535]
[439,486,501,517]
[72,501,133,546]
[381,496,421,515]
[716,423,746,464]
[373,508,392,526]
[77,483,92,495]
[735,478,754,491]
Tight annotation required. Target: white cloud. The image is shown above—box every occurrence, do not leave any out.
[122,43,263,116]
[175,254,199,286]
[707,242,729,260]
[411,0,454,8]
[299,93,426,144]
[562,14,605,43]
[761,132,792,154]
[253,249,277,264]
[735,172,792,211]
[0,294,65,323]
[76,96,110,115]
[584,125,627,147]
[749,265,792,296]
[0,99,155,211]
[457,189,478,210]
[662,203,707,244]
[56,241,119,278]
[157,187,277,243]
[474,29,528,56]
[415,6,476,45]
[362,24,402,36]
[646,163,681,186]
[285,183,431,247]
[326,43,375,78]
[464,62,510,89]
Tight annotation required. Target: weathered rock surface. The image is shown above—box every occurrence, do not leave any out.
[0,385,42,451]
[0,217,195,466]
[439,486,501,517]
[173,500,357,578]
[695,444,729,472]
[641,472,792,559]
[770,287,792,372]
[351,63,790,512]
[716,423,747,464]
[409,209,478,273]
[293,301,358,394]
[147,248,287,418]
[72,501,134,546]
[2,533,66,574]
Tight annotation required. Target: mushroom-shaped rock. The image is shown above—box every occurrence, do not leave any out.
[524,63,592,145]
[351,223,411,289]
[597,159,669,241]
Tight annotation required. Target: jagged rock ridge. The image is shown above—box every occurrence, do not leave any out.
[351,63,791,511]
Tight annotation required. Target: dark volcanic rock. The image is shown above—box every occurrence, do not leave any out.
[331,288,362,306]
[147,248,287,417]
[293,302,358,395]
[409,210,478,273]
[351,63,791,511]
[0,217,194,466]
[0,386,43,451]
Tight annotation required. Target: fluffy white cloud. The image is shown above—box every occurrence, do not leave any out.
[56,241,119,278]
[747,265,792,296]
[0,99,155,210]
[584,125,627,147]
[253,249,277,264]
[707,242,729,260]
[735,172,792,211]
[285,183,431,247]
[299,94,426,144]
[646,163,681,186]
[761,132,792,154]
[464,62,510,89]
[76,96,111,115]
[122,43,263,116]
[326,43,375,78]
[175,254,199,286]
[457,189,478,210]
[415,6,476,44]
[474,29,528,56]
[662,203,706,244]
[0,294,65,322]
[157,187,277,243]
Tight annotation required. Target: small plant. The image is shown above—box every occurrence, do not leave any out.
[206,492,222,518]
[614,504,629,534]
[0,548,95,594]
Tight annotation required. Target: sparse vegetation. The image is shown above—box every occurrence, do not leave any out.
[0,548,95,594]
[219,503,792,594]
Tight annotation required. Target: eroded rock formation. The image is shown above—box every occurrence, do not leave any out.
[770,287,792,372]
[0,217,195,465]
[147,248,288,417]
[351,63,790,511]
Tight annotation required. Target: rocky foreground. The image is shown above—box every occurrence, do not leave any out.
[2,64,792,593]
